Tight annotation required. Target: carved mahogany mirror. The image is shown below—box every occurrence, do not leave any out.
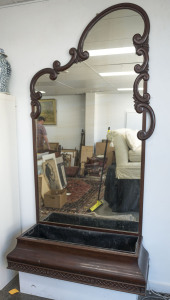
[30,3,155,235]
[7,3,155,295]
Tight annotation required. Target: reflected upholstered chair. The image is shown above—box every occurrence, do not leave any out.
[107,128,141,179]
[105,129,141,212]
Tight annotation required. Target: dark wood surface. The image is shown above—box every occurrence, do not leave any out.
[7,233,148,295]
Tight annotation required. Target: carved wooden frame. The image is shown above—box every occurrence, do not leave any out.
[30,3,155,233]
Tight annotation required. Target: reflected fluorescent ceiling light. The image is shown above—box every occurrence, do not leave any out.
[100,71,136,77]
[35,90,46,94]
[117,87,143,91]
[88,47,135,57]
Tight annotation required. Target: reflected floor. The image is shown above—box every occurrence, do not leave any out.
[94,199,139,222]
[40,178,105,220]
[40,177,139,223]
[40,198,139,223]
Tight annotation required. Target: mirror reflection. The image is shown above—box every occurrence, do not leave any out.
[35,9,144,232]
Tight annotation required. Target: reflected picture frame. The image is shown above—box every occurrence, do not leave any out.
[39,99,56,125]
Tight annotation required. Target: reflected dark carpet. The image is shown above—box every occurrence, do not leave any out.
[40,179,104,220]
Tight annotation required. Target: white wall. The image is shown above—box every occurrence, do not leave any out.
[94,92,136,142]
[0,95,21,289]
[43,95,85,149]
[44,92,138,148]
[85,93,137,146]
[43,92,136,149]
[0,0,170,296]
[85,93,95,145]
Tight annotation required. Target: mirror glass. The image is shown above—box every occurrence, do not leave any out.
[35,9,144,232]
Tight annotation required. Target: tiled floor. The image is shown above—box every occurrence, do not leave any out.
[0,276,170,300]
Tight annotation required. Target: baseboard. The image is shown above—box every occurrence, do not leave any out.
[19,272,138,300]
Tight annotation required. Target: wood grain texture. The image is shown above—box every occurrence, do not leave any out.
[7,234,148,295]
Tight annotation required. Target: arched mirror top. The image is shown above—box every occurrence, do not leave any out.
[30,2,154,140]
[77,3,150,58]
[30,3,155,235]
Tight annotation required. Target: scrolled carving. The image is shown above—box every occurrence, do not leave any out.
[30,68,57,101]
[133,33,148,46]
[31,99,41,120]
[53,47,82,73]
[133,33,142,44]
[135,103,155,140]
[131,8,155,141]
[133,24,155,140]
[133,73,150,104]
[30,68,58,119]
[134,47,149,73]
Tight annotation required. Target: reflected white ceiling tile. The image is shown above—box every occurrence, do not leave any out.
[99,71,136,77]
[88,47,135,57]
[117,87,143,91]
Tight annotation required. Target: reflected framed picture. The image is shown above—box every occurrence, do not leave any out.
[42,154,67,190]
[39,99,56,125]
[49,143,59,151]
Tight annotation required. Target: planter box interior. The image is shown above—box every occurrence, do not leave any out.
[24,223,138,253]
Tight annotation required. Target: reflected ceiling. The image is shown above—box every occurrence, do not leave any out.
[0,0,47,7]
[36,10,143,96]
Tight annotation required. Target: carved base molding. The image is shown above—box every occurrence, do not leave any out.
[8,260,145,295]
